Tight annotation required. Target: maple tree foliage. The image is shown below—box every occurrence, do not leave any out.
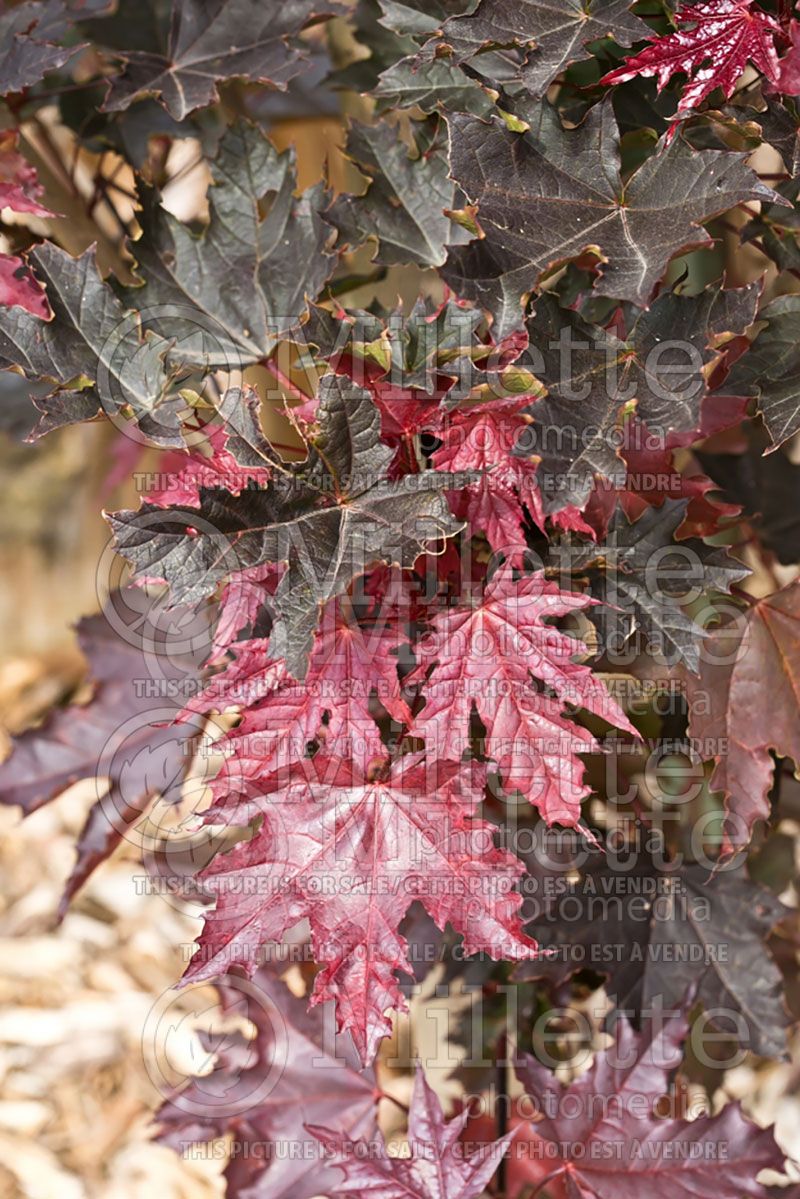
[0,0,799,1195]
[519,829,791,1058]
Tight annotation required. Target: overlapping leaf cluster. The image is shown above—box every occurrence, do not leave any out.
[0,1,799,1196]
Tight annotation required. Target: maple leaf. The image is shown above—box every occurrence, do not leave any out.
[145,390,274,510]
[411,563,637,822]
[329,118,468,268]
[519,283,760,511]
[0,590,207,911]
[184,751,535,1062]
[109,374,471,678]
[697,435,800,565]
[685,580,800,858]
[0,0,91,95]
[435,0,651,97]
[0,255,50,318]
[602,1,783,123]
[207,563,280,661]
[442,99,779,334]
[181,595,410,783]
[374,56,497,116]
[157,969,377,1199]
[582,416,742,541]
[572,499,750,672]
[368,382,446,469]
[0,243,183,446]
[101,0,342,119]
[0,131,54,316]
[122,122,336,368]
[310,1067,515,1199]
[777,18,800,95]
[0,130,53,216]
[720,294,800,449]
[432,396,545,553]
[376,0,476,38]
[519,838,790,1059]
[513,1001,785,1199]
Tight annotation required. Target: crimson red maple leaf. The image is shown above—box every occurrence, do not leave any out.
[183,752,536,1063]
[182,596,410,787]
[0,130,53,317]
[366,379,448,478]
[411,565,637,824]
[310,1067,515,1199]
[549,504,598,539]
[580,417,741,540]
[602,1,782,120]
[146,424,272,510]
[371,381,444,445]
[357,562,429,626]
[0,255,50,318]
[432,398,545,554]
[0,130,53,217]
[208,561,281,661]
[777,18,800,93]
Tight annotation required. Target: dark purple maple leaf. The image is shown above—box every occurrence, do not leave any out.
[157,969,377,1199]
[310,1067,515,1199]
[0,0,91,95]
[101,0,344,120]
[0,589,208,910]
[514,1001,785,1198]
